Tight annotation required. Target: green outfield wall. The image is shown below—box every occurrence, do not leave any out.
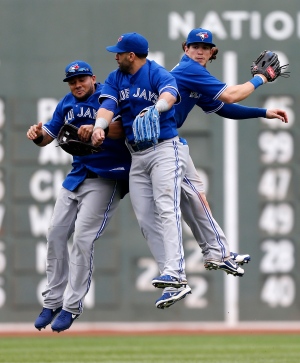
[0,0,299,325]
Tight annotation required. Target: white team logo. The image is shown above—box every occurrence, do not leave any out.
[196,32,209,41]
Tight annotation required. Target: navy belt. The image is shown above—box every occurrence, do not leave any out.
[85,170,98,179]
[130,139,166,152]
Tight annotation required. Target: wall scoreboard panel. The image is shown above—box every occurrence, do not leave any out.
[0,0,299,324]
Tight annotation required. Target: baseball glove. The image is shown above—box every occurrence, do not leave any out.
[251,50,290,82]
[57,123,102,156]
[132,106,160,144]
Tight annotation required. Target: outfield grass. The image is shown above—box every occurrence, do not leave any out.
[0,334,299,363]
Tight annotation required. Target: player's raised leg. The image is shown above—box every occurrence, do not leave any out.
[180,156,247,277]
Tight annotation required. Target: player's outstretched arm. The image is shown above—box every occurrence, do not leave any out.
[218,77,267,104]
[215,103,288,124]
[218,50,289,104]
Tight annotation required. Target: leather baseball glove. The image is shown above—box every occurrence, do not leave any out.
[57,123,102,156]
[251,50,290,82]
[132,106,160,144]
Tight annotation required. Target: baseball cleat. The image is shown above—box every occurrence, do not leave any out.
[51,309,79,333]
[156,285,192,309]
[230,252,251,265]
[204,258,244,277]
[34,306,63,331]
[152,274,188,289]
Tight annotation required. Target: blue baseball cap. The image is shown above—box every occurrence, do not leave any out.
[186,28,216,47]
[63,60,93,82]
[106,32,149,54]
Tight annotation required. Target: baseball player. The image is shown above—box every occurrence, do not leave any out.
[92,32,190,296]
[153,28,288,309]
[90,32,266,310]
[27,61,132,332]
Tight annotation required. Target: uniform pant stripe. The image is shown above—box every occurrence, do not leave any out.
[95,181,118,240]
[172,140,185,276]
[183,176,226,261]
[83,181,118,309]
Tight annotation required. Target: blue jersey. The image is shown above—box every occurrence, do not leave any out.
[43,83,131,191]
[171,54,227,128]
[99,59,180,144]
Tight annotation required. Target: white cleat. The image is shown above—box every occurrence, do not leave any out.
[230,252,251,265]
[205,258,244,277]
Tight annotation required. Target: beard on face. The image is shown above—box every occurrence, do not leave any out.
[118,61,132,74]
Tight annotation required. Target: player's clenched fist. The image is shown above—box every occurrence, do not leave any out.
[91,127,106,147]
[27,122,43,140]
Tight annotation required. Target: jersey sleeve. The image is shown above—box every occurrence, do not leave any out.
[178,61,227,100]
[98,71,119,105]
[42,99,65,138]
[150,62,181,104]
[197,97,267,119]
[216,103,267,119]
[196,96,224,114]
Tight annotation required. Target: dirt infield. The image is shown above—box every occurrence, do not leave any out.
[1,322,300,337]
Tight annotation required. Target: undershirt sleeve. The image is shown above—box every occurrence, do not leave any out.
[216,103,267,119]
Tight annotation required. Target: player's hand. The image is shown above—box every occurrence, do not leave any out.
[107,120,125,139]
[91,127,106,146]
[27,122,43,140]
[78,124,94,142]
[266,109,288,123]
